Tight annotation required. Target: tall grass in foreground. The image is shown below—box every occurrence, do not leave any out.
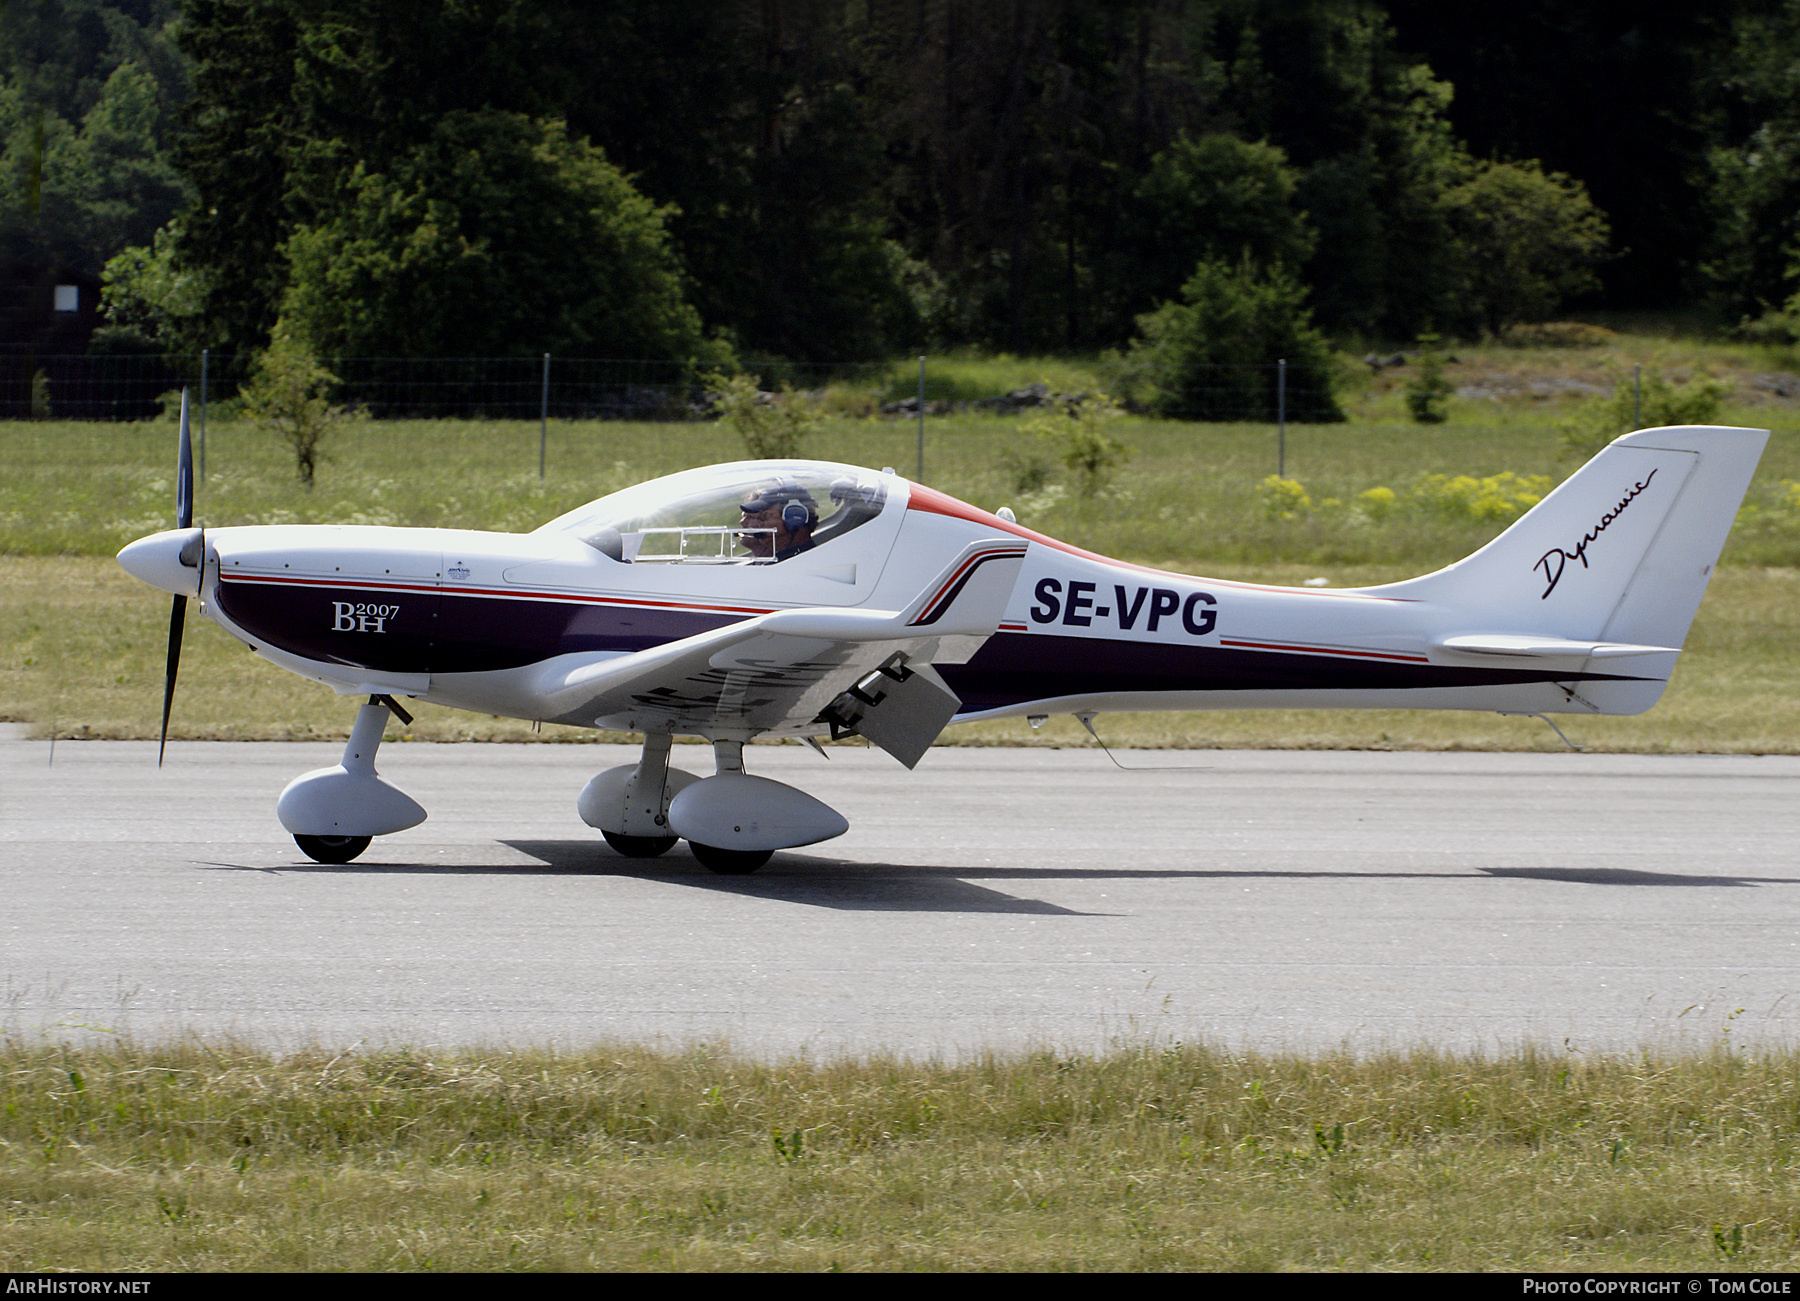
[4,1038,1799,1271]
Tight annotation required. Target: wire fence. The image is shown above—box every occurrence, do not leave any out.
[0,351,1345,425]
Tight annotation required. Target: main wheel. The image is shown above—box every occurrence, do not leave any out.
[602,830,679,858]
[294,833,372,864]
[689,842,773,875]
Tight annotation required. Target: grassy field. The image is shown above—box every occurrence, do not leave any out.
[8,554,1798,753]
[7,343,1800,1274]
[3,343,1798,748]
[5,1037,1800,1271]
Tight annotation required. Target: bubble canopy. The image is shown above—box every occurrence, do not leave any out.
[535,461,893,564]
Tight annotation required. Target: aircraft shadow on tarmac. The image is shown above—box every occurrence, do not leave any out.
[503,840,1111,914]
[1477,866,1797,888]
[198,841,1800,914]
[364,843,1800,895]
[203,842,1099,916]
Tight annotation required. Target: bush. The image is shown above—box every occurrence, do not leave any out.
[280,111,729,366]
[1404,334,1455,423]
[1122,257,1343,422]
[1442,160,1611,336]
[1499,321,1619,348]
[1117,133,1315,333]
[241,331,347,485]
[1558,371,1731,460]
[1411,472,1551,523]
[706,372,823,460]
[99,222,207,352]
[1259,473,1548,527]
[1260,475,1312,520]
[1356,486,1399,521]
[1019,392,1130,497]
[1734,308,1800,347]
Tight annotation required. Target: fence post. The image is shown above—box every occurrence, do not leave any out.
[539,352,550,479]
[1277,358,1287,479]
[916,355,926,483]
[198,348,208,485]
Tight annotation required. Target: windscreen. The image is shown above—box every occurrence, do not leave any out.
[539,463,890,564]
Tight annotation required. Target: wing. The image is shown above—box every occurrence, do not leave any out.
[532,540,1026,767]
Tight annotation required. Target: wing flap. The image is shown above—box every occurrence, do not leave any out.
[824,661,962,769]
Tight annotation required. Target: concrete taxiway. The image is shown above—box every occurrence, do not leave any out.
[5,727,1799,1058]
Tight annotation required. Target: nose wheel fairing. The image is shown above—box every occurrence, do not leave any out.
[277,698,425,862]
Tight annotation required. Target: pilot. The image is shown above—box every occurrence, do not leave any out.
[737,481,818,561]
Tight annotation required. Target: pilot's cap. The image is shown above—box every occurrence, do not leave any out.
[739,480,818,526]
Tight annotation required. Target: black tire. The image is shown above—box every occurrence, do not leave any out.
[689,842,773,874]
[602,830,679,858]
[294,834,372,864]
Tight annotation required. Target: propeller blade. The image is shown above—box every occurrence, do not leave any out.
[159,389,195,766]
[176,388,193,530]
[158,593,186,768]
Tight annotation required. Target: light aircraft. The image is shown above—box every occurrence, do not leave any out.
[118,397,1768,872]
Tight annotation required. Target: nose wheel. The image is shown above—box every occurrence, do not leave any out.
[293,834,372,864]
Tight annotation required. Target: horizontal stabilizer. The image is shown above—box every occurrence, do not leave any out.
[1435,634,1681,661]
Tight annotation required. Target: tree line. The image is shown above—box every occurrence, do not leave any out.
[6,0,1800,383]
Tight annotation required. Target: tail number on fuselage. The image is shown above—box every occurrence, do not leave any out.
[332,601,401,633]
[1030,579,1216,636]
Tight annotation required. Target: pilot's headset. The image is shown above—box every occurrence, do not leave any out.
[755,478,815,532]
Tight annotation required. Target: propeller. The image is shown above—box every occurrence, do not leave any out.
[157,390,195,767]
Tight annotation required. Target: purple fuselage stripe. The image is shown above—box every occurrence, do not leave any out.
[215,581,737,673]
[936,632,1647,713]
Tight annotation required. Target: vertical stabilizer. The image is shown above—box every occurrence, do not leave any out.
[1374,426,1767,713]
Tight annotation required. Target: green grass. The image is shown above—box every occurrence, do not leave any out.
[5,1037,1800,1271]
[870,350,1118,406]
[4,344,1799,745]
[6,404,1798,566]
